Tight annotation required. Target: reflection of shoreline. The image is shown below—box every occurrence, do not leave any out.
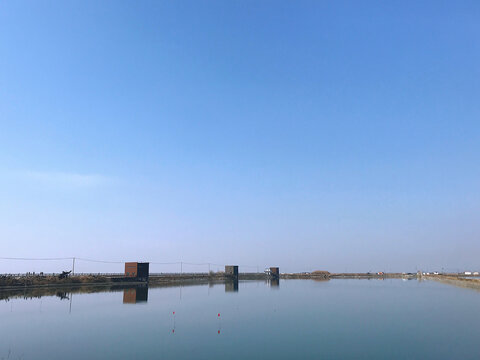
[0,280,242,301]
[425,276,480,292]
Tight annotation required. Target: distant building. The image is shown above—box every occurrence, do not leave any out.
[125,262,150,281]
[464,271,472,275]
[225,265,238,278]
[269,267,280,278]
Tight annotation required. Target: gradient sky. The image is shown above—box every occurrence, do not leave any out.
[1,0,479,274]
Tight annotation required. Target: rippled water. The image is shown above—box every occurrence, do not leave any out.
[1,279,479,359]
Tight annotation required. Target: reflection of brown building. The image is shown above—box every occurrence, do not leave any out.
[270,278,279,287]
[123,287,148,304]
[225,279,239,292]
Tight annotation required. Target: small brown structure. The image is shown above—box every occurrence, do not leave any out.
[125,262,150,281]
[225,265,239,278]
[270,267,280,279]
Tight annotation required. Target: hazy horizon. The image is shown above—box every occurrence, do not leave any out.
[1,1,479,274]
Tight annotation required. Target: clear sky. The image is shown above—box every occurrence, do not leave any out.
[1,1,479,274]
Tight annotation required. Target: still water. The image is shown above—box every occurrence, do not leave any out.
[1,279,479,360]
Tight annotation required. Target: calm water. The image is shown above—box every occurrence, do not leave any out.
[1,279,479,360]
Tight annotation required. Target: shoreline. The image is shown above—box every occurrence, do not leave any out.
[1,272,479,294]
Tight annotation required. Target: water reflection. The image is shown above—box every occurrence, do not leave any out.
[268,278,279,288]
[56,291,70,300]
[225,279,239,292]
[2,279,480,360]
[123,286,148,304]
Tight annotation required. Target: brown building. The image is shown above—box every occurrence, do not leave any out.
[270,267,280,278]
[124,262,150,280]
[225,265,239,278]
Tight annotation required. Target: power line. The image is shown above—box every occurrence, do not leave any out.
[180,262,209,266]
[75,257,124,264]
[0,257,264,271]
[0,257,72,261]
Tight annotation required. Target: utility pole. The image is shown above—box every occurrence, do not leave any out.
[72,257,76,276]
[208,263,211,273]
[180,261,183,274]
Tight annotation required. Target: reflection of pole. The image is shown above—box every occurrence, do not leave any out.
[69,293,73,314]
[72,257,76,275]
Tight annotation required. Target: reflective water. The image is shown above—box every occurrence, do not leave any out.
[1,279,479,359]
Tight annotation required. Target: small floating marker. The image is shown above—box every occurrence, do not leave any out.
[218,313,220,317]
[173,311,175,315]
[172,329,175,333]
[218,330,220,334]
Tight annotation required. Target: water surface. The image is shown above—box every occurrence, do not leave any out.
[1,279,479,359]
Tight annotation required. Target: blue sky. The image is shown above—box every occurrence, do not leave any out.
[1,0,479,273]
